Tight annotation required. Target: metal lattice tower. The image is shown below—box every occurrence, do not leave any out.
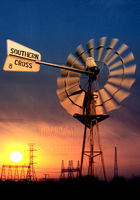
[26,144,37,181]
[1,165,6,181]
[114,146,118,177]
[1,165,28,181]
[61,160,80,178]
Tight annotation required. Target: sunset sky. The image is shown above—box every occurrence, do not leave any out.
[0,0,140,179]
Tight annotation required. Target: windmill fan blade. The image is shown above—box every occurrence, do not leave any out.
[98,88,120,112]
[94,91,106,114]
[57,77,66,89]
[60,69,68,77]
[57,77,80,90]
[68,89,83,96]
[98,88,112,102]
[102,38,119,62]
[107,77,135,89]
[96,37,106,61]
[66,54,84,70]
[103,99,120,112]
[60,98,83,116]
[124,64,136,75]
[123,52,134,63]
[109,52,135,71]
[87,39,94,57]
[66,84,81,96]
[68,71,81,77]
[69,93,82,105]
[109,69,123,77]
[66,77,80,87]
[121,78,135,89]
[117,43,128,54]
[56,88,67,102]
[114,89,130,103]
[70,91,85,107]
[57,83,82,102]
[104,83,130,103]
[76,45,87,64]
[104,83,118,97]
[106,44,128,65]
[109,60,122,70]
[107,77,121,87]
[109,64,136,77]
[61,69,80,78]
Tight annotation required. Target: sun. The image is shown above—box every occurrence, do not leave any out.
[10,151,23,163]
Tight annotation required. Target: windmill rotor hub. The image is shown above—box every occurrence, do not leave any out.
[86,57,100,79]
[86,57,97,70]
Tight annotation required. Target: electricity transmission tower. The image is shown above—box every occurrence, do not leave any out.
[26,144,37,181]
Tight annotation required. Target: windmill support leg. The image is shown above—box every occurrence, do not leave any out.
[95,120,107,181]
[80,125,87,175]
[89,123,94,176]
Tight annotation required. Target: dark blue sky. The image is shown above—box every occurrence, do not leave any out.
[0,0,139,122]
[0,0,140,178]
[0,0,140,62]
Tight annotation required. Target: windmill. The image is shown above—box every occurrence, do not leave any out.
[3,37,136,181]
[56,37,136,180]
